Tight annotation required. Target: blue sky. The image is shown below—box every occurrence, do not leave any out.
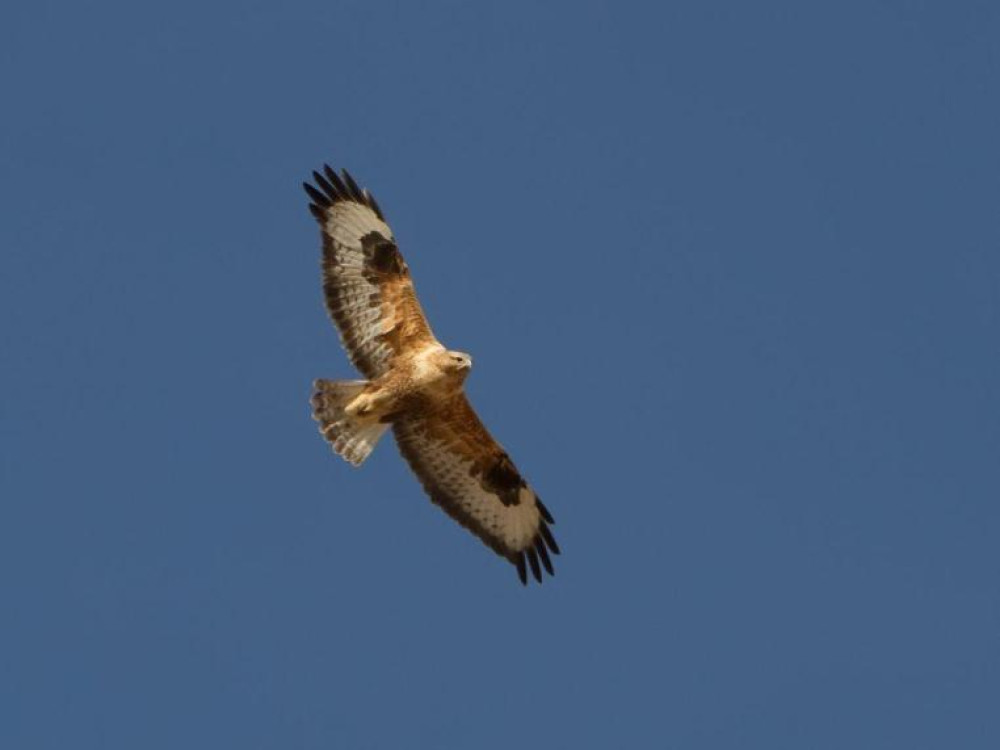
[2,1,998,747]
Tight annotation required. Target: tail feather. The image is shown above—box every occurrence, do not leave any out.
[311,379,389,466]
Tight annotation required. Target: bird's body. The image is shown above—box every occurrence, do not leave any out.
[304,165,559,584]
[343,346,470,421]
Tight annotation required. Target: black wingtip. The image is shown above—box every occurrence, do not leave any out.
[364,189,386,220]
[305,163,386,221]
[536,497,555,524]
[323,164,349,196]
[341,169,365,202]
[535,537,554,576]
[515,553,527,585]
[312,170,340,202]
[303,181,328,206]
[540,523,560,555]
[526,547,542,583]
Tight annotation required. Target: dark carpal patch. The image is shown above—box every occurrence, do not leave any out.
[480,453,525,506]
[361,232,408,276]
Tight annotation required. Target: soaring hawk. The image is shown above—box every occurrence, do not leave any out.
[304,165,559,584]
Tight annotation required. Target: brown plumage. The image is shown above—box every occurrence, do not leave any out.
[305,164,558,584]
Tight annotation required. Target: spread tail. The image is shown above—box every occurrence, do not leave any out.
[311,379,389,466]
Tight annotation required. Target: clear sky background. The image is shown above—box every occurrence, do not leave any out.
[2,1,998,747]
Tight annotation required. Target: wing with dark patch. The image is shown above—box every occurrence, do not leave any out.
[304,165,439,378]
[392,395,559,585]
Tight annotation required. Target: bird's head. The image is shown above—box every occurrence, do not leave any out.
[444,350,473,379]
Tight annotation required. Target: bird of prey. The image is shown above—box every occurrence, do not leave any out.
[304,165,559,584]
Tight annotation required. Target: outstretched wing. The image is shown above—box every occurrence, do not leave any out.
[393,395,559,584]
[304,165,439,379]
